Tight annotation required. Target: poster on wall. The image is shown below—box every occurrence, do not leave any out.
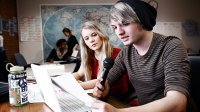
[0,17,18,35]
[182,19,200,37]
[19,16,42,41]
[0,35,3,47]
[13,17,18,33]
[9,19,15,36]
[2,20,9,32]
[41,5,123,60]
[153,22,182,39]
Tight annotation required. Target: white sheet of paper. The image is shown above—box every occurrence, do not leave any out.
[85,89,94,94]
[52,73,96,106]
[53,61,66,64]
[41,64,65,76]
[41,64,65,70]
[28,84,44,103]
[71,50,78,57]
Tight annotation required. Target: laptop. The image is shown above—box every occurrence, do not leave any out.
[31,64,92,112]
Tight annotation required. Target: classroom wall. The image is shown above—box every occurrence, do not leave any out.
[0,0,19,63]
[17,0,200,63]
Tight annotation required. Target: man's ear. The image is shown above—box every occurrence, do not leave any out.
[137,23,144,31]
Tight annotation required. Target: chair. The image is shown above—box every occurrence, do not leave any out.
[189,56,200,110]
[14,53,28,66]
[14,53,40,69]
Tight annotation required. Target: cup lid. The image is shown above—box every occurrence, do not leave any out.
[10,66,24,72]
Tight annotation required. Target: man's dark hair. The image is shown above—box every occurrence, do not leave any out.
[62,27,71,35]
[56,39,67,47]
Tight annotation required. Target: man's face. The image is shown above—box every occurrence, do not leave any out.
[110,19,143,46]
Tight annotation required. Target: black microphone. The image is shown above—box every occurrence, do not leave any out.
[100,57,114,86]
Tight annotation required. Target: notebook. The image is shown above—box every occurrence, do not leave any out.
[31,64,93,112]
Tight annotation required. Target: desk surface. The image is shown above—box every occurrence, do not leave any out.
[0,97,128,112]
[0,63,128,111]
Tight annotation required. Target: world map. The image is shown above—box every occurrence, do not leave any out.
[41,5,123,60]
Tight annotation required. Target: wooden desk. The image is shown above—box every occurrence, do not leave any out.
[0,102,52,112]
[0,97,128,112]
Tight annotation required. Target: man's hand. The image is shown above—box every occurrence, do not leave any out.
[93,79,110,99]
[92,101,119,112]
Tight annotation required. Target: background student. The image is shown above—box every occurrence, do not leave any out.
[92,0,193,112]
[62,27,79,56]
[46,39,71,62]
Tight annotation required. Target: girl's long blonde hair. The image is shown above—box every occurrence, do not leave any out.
[80,21,113,81]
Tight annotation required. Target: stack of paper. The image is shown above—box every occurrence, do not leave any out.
[28,84,44,103]
[51,73,97,107]
[41,64,65,77]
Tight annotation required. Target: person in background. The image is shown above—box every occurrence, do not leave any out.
[62,27,79,56]
[92,0,193,112]
[46,39,70,62]
[73,21,131,98]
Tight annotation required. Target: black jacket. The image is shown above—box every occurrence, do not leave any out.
[46,48,71,62]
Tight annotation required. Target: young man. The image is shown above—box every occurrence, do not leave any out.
[92,0,192,112]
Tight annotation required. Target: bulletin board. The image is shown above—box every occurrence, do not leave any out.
[18,16,42,41]
[0,17,17,36]
[153,22,182,39]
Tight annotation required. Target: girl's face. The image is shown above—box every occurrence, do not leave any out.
[81,29,103,52]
